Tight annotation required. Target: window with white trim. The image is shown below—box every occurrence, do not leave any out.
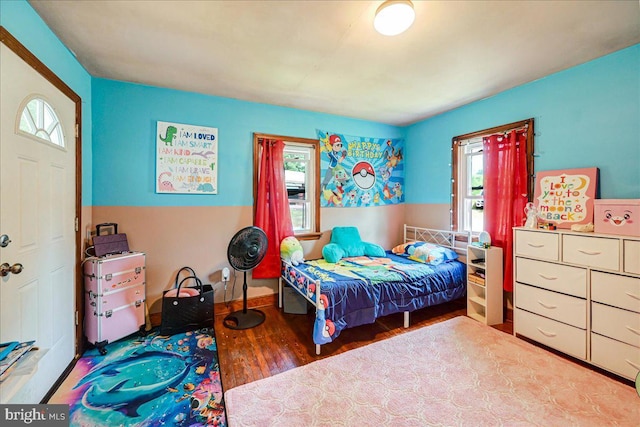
[457,139,484,233]
[451,118,534,235]
[253,133,321,240]
[18,97,65,147]
[284,143,316,234]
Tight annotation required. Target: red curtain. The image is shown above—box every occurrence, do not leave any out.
[253,139,294,279]
[483,129,528,292]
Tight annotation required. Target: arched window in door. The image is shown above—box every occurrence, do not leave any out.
[17,96,66,148]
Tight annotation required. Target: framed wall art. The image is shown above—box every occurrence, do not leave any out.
[533,167,599,228]
[156,121,218,194]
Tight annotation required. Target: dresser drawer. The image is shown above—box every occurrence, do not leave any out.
[515,230,559,261]
[515,283,586,328]
[515,257,586,298]
[624,240,640,275]
[591,271,640,313]
[515,309,586,359]
[562,235,619,270]
[591,333,640,381]
[592,302,640,347]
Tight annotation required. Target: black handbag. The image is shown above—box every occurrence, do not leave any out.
[160,267,214,336]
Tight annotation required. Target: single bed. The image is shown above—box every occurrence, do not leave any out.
[279,225,470,354]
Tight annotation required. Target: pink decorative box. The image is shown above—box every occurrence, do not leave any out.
[594,199,640,236]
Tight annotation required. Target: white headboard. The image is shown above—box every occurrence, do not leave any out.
[403,225,470,257]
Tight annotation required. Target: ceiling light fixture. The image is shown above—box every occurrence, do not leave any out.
[374,0,416,36]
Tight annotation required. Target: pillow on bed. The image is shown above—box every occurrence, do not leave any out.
[322,227,386,263]
[363,241,386,257]
[331,226,365,256]
[322,243,346,263]
[392,241,458,265]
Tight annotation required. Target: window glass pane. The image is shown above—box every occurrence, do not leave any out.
[471,199,484,233]
[18,98,65,147]
[459,142,484,234]
[470,154,483,196]
[286,168,306,200]
[50,124,63,146]
[44,104,56,131]
[19,110,36,134]
[35,129,51,141]
[289,202,305,230]
[27,100,40,127]
[284,143,314,234]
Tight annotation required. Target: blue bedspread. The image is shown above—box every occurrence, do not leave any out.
[282,252,466,345]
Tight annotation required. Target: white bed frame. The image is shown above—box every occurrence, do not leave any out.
[279,225,470,355]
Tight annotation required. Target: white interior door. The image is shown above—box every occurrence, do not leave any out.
[0,43,76,403]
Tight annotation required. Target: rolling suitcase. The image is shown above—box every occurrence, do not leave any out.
[84,252,146,354]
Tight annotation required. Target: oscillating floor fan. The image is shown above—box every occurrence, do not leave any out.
[223,226,268,330]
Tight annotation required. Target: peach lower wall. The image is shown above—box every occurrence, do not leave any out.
[91,204,405,314]
[404,202,514,310]
[404,203,452,231]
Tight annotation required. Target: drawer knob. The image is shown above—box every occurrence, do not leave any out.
[538,274,557,281]
[537,301,557,309]
[577,249,601,256]
[537,327,557,337]
[527,243,544,248]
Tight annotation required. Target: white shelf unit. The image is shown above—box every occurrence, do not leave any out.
[467,245,503,325]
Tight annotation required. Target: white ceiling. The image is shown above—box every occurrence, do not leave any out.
[28,0,640,126]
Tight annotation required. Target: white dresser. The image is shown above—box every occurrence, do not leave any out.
[513,227,640,381]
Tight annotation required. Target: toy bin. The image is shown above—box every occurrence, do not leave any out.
[594,199,640,237]
[283,286,308,314]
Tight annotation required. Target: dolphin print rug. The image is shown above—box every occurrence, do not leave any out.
[49,328,226,427]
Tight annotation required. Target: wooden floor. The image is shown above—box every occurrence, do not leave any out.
[214,298,513,391]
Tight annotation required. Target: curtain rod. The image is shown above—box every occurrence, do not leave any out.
[456,124,529,146]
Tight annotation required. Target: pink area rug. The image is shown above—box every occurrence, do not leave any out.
[225,316,639,426]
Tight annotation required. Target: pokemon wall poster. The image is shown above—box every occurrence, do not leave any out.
[317,130,404,207]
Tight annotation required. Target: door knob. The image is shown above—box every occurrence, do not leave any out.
[0,235,11,248]
[0,263,23,277]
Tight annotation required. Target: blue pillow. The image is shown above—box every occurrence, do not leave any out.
[322,243,346,263]
[330,227,365,256]
[322,227,386,262]
[363,242,386,257]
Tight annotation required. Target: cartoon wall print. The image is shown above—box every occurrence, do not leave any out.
[533,167,598,228]
[317,130,404,208]
[156,121,218,194]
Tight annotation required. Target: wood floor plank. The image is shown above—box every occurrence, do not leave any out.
[215,297,513,391]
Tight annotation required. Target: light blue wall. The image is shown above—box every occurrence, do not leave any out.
[91,78,401,206]
[6,0,636,209]
[405,44,640,203]
[1,0,93,205]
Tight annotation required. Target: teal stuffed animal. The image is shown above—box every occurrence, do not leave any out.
[281,236,304,266]
[322,226,385,263]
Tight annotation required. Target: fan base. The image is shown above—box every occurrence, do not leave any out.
[223,309,265,330]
